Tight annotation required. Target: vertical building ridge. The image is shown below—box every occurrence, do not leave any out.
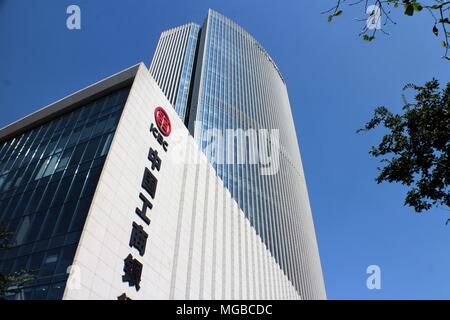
[150,22,201,124]
[150,9,326,299]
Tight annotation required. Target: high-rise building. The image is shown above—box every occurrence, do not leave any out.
[150,9,325,299]
[149,22,201,124]
[0,63,311,300]
[0,9,325,300]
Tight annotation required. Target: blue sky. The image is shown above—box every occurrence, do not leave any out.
[1,0,449,299]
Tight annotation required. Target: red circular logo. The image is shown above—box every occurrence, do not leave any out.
[154,107,171,137]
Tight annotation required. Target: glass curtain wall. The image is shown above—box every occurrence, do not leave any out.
[0,86,130,300]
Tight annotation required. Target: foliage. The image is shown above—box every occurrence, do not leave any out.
[323,0,450,60]
[358,79,450,212]
[0,226,34,298]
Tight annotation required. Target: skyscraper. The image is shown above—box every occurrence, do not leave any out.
[0,9,325,300]
[149,23,200,123]
[0,64,310,300]
[150,9,325,299]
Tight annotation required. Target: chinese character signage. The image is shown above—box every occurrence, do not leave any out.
[118,106,172,299]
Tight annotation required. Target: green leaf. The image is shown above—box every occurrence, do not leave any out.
[413,3,423,12]
[361,79,450,212]
[404,3,414,16]
[442,40,448,48]
[433,25,439,36]
[328,15,333,23]
[334,10,343,17]
[362,34,375,42]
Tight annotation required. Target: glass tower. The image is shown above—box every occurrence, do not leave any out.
[149,22,200,124]
[0,87,130,299]
[150,9,325,299]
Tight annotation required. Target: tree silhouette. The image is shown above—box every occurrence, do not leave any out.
[358,79,450,213]
[324,0,450,60]
[0,226,34,299]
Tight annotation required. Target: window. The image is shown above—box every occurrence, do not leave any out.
[0,174,7,191]
[55,148,73,172]
[67,142,87,169]
[79,121,95,142]
[42,153,61,178]
[54,202,77,236]
[80,137,101,163]
[14,215,32,246]
[98,133,113,157]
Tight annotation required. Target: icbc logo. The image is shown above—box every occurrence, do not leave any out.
[150,107,170,152]
[154,107,171,136]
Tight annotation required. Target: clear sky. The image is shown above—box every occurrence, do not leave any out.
[0,0,449,299]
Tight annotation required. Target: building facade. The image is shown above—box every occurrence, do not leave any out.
[150,9,325,299]
[0,64,305,299]
[0,82,130,299]
[149,22,200,124]
[0,9,326,300]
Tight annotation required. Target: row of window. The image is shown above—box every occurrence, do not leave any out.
[0,166,102,247]
[0,88,128,163]
[5,281,67,300]
[174,24,200,122]
[0,132,113,199]
[0,111,119,182]
[0,86,130,299]
[196,13,305,290]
